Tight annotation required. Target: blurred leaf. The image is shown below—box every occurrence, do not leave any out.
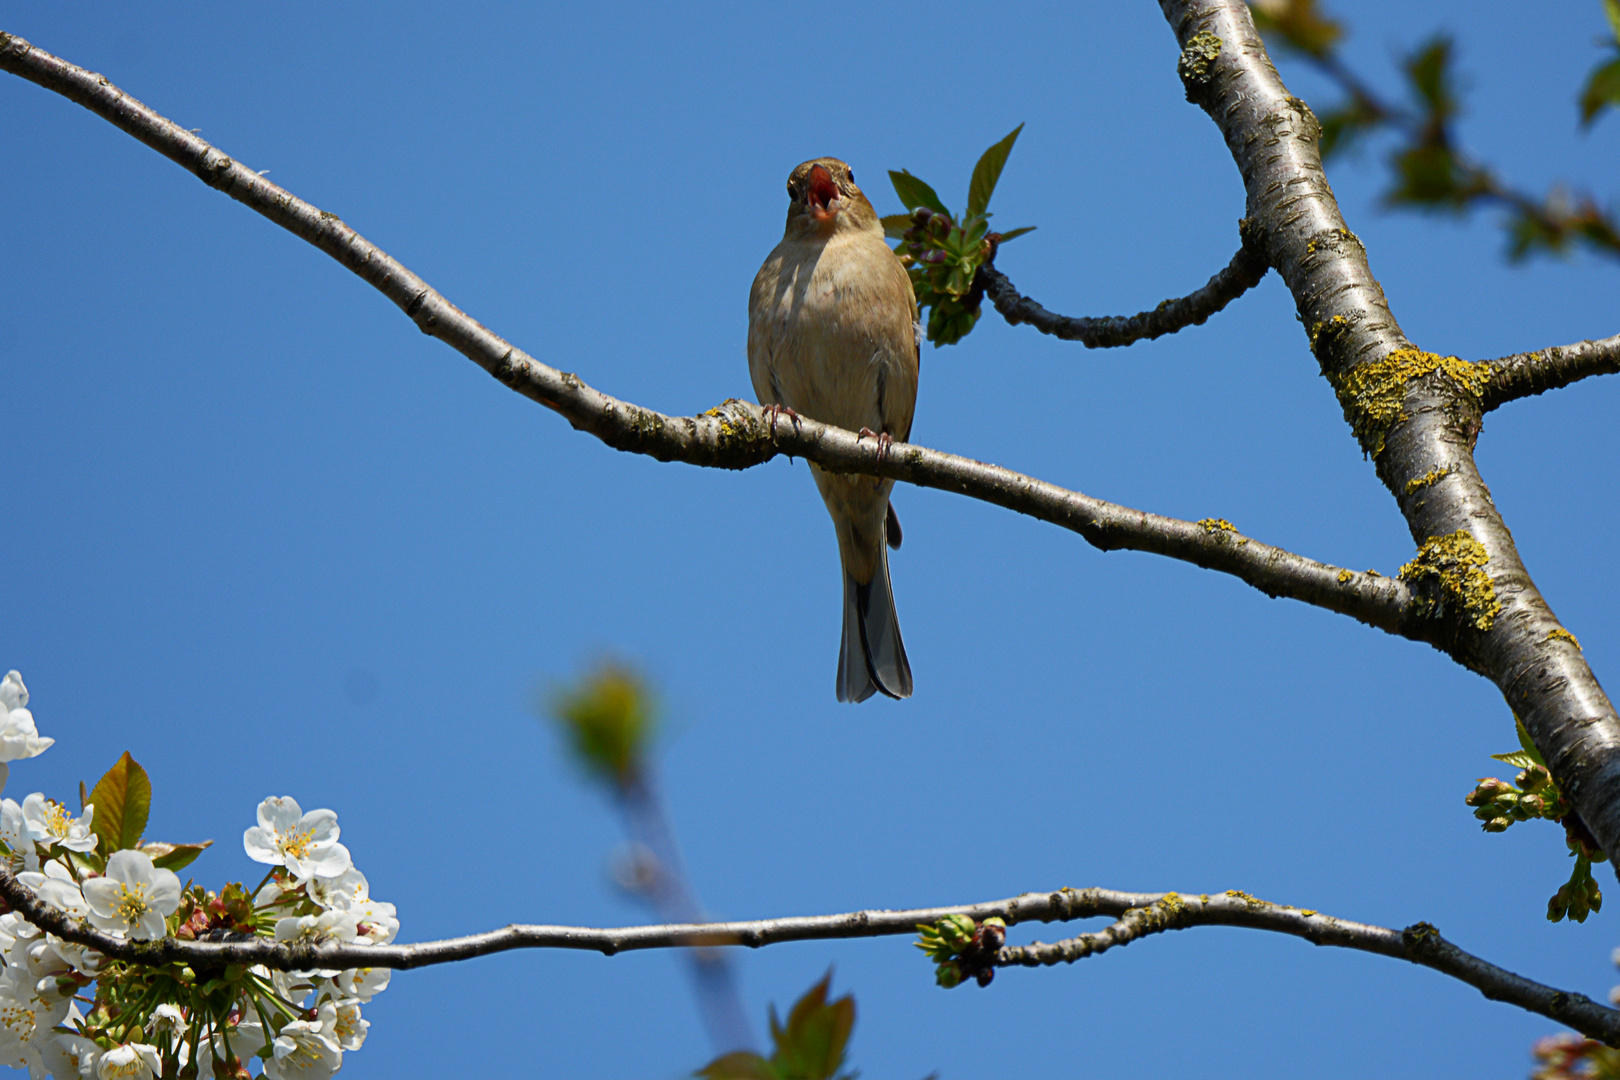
[769,972,856,1080]
[1580,56,1620,126]
[695,1052,777,1079]
[888,170,949,217]
[966,123,1023,218]
[996,226,1036,242]
[547,662,655,791]
[880,214,914,240]
[1248,0,1343,58]
[1317,97,1385,158]
[88,751,151,855]
[1404,36,1458,122]
[143,840,213,873]
[1606,0,1620,43]
[1385,142,1488,210]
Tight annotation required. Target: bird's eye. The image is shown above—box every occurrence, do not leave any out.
[847,169,855,184]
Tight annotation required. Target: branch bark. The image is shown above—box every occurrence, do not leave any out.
[979,236,1269,347]
[1482,333,1620,411]
[0,30,1425,641]
[1158,0,1620,873]
[1,867,1610,1043]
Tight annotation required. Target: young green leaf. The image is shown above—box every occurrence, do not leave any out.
[967,123,1023,218]
[768,972,855,1080]
[142,840,213,873]
[1490,751,1539,770]
[1515,718,1547,766]
[694,1051,776,1079]
[996,226,1037,242]
[88,751,152,854]
[888,170,950,217]
[1605,0,1620,44]
[1580,56,1620,127]
[880,214,915,240]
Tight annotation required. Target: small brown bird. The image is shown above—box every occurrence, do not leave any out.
[748,158,920,702]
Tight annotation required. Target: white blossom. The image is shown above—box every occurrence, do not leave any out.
[39,1008,99,1080]
[94,1041,160,1080]
[243,798,351,882]
[81,851,180,941]
[22,795,96,854]
[328,965,390,1003]
[0,671,52,767]
[262,1017,341,1080]
[0,800,39,874]
[325,999,367,1052]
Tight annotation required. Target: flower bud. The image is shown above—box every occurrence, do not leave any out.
[975,967,995,987]
[1484,816,1512,832]
[912,207,933,225]
[979,920,1006,951]
[1520,794,1546,816]
[935,961,962,989]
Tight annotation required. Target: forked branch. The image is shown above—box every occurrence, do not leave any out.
[0,31,1422,640]
[0,868,1611,1043]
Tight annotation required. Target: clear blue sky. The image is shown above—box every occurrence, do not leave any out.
[2,2,1616,1076]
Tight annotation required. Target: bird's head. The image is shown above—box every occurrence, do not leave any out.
[783,158,881,240]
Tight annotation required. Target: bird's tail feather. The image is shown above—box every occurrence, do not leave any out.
[836,545,912,703]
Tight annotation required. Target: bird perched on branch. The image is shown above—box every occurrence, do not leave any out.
[748,157,920,702]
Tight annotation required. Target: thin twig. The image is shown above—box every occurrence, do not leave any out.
[1,868,1611,1043]
[978,240,1269,347]
[0,31,1421,640]
[1481,333,1620,411]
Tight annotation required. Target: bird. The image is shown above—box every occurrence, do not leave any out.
[748,157,920,702]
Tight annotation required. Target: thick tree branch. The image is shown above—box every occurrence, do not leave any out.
[0,31,1424,640]
[1159,0,1620,873]
[978,238,1270,347]
[0,868,1610,1043]
[1481,333,1620,411]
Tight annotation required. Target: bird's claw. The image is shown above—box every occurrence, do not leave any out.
[857,427,893,463]
[762,403,802,442]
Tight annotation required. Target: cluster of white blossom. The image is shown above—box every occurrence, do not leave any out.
[0,672,397,1080]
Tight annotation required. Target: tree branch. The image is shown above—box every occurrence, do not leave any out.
[1159,0,1620,874]
[0,30,1424,640]
[0,867,1609,1043]
[978,238,1270,347]
[1481,333,1620,411]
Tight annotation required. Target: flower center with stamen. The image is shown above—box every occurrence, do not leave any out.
[44,801,72,838]
[279,827,314,859]
[114,882,151,923]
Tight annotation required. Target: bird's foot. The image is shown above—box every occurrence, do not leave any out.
[762,403,802,441]
[857,428,893,463]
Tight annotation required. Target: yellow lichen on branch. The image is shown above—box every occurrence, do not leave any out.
[1329,348,1494,458]
[1399,530,1502,631]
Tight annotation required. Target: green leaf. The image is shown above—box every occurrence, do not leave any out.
[888,170,949,217]
[996,226,1036,242]
[1404,37,1457,121]
[1490,751,1538,769]
[1515,718,1547,766]
[880,214,914,240]
[767,972,855,1080]
[1580,56,1620,127]
[695,1051,777,1079]
[966,123,1023,218]
[546,662,656,791]
[143,840,213,873]
[1247,0,1344,59]
[1606,0,1620,44]
[88,752,152,855]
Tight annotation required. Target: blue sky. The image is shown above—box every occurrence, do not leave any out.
[1,2,1617,1076]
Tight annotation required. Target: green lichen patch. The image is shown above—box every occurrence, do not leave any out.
[1403,468,1450,495]
[1328,347,1493,458]
[1548,628,1582,649]
[1399,530,1501,631]
[1177,31,1223,94]
[1305,227,1361,255]
[1197,518,1237,533]
[1336,569,1353,584]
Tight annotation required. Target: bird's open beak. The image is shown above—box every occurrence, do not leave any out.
[807,164,842,221]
